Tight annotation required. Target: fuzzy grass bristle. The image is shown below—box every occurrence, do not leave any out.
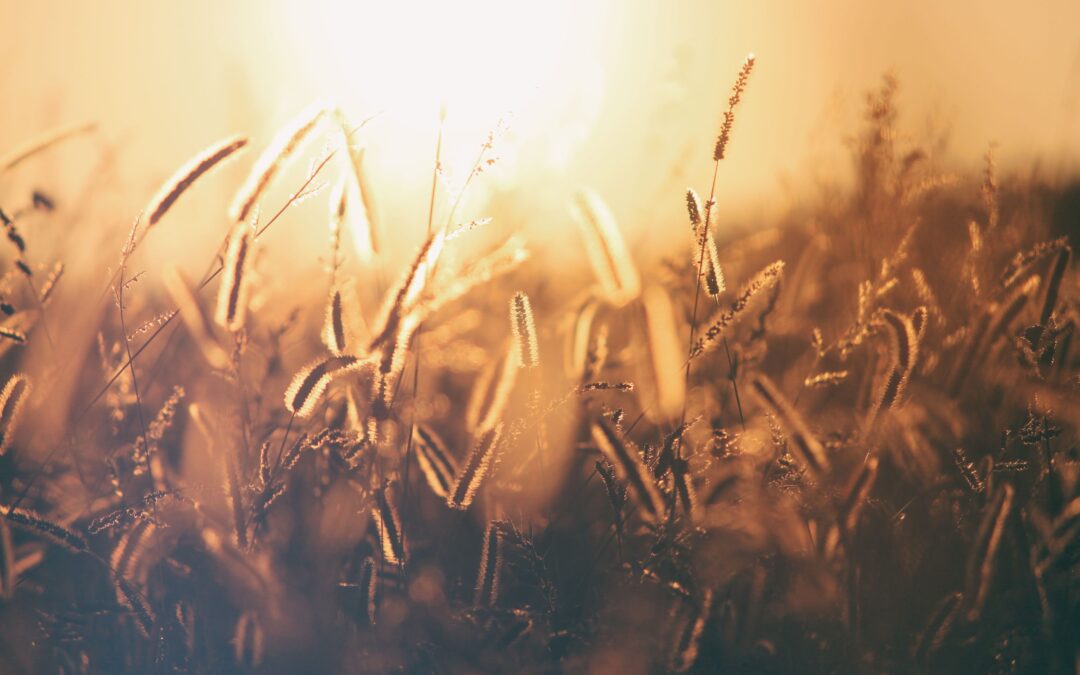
[703,228,726,298]
[713,53,755,162]
[284,355,365,418]
[146,135,248,226]
[323,287,348,355]
[229,101,329,222]
[447,425,502,511]
[1,505,87,553]
[0,373,31,454]
[685,189,703,233]
[474,521,504,607]
[690,260,784,359]
[372,485,407,565]
[215,222,253,332]
[509,291,539,368]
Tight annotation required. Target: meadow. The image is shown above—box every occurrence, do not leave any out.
[0,58,1077,674]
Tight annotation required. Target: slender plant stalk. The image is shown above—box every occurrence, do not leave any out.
[682,54,754,431]
[400,111,446,553]
[113,227,161,550]
[16,153,337,512]
[721,336,746,430]
[78,152,336,421]
[681,161,721,429]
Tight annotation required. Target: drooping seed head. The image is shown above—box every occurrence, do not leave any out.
[146,135,248,226]
[0,374,31,454]
[215,222,253,332]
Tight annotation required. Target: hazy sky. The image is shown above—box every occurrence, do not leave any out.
[2,0,1078,256]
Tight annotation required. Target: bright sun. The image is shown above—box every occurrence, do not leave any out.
[282,0,608,180]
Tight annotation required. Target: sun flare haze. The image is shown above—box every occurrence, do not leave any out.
[1,1,1079,673]
[282,0,606,169]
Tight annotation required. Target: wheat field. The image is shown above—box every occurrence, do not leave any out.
[0,44,1078,675]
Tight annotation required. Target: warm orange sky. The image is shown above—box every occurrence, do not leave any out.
[2,0,1078,258]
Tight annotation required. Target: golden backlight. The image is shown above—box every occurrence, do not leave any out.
[282,0,609,181]
[0,2,1078,672]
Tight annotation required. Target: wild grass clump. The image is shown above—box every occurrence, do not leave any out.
[0,63,1077,675]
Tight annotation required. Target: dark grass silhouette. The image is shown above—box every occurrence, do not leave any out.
[0,68,1078,674]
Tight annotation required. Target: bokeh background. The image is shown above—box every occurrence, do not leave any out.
[2,0,1079,263]
[2,4,1079,672]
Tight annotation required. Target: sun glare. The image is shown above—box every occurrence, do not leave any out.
[282,0,607,180]
[8,2,1080,672]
